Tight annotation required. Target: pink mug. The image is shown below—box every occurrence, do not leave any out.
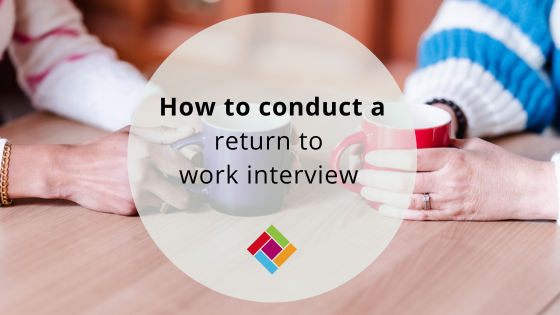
[329,103,451,208]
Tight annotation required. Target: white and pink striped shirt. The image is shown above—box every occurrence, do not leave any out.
[0,0,149,131]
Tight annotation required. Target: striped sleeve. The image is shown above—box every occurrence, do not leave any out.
[8,0,149,131]
[404,0,557,138]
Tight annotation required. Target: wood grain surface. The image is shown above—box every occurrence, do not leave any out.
[0,112,559,315]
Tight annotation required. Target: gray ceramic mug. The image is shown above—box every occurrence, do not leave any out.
[171,104,292,217]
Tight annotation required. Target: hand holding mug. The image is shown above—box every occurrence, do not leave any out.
[128,125,201,212]
[359,138,558,221]
[46,125,197,216]
[170,104,301,216]
[331,103,451,210]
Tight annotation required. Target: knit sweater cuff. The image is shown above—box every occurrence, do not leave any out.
[404,58,528,138]
[551,153,560,225]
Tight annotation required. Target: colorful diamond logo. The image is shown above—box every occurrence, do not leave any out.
[247,225,297,274]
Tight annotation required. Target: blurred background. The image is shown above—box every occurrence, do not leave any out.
[0,0,444,123]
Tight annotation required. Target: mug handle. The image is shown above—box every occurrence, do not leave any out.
[329,131,366,195]
[170,132,209,196]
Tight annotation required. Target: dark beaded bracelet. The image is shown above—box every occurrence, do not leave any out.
[426,99,468,139]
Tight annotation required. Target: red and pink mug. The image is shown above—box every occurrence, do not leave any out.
[329,103,451,208]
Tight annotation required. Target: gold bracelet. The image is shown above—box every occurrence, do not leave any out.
[1,141,12,206]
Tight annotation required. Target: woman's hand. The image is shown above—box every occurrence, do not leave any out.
[68,126,200,215]
[63,126,141,216]
[8,124,301,216]
[357,138,558,221]
[8,126,197,216]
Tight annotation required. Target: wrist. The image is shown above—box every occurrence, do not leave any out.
[8,144,73,199]
[521,161,558,221]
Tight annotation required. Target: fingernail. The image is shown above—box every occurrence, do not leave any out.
[360,186,378,201]
[359,185,367,197]
[378,205,406,219]
[356,171,365,184]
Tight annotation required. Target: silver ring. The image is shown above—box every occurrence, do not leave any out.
[422,193,431,210]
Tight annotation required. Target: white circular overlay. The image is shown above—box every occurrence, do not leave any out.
[128,13,416,302]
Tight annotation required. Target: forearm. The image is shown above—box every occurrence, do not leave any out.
[404,0,555,138]
[523,161,558,221]
[9,0,150,132]
[31,54,149,132]
[8,144,71,199]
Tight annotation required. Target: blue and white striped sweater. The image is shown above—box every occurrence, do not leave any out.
[404,0,560,138]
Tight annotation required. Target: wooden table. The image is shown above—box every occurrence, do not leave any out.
[1,112,559,315]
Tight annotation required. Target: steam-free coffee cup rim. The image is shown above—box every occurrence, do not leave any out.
[203,103,292,133]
